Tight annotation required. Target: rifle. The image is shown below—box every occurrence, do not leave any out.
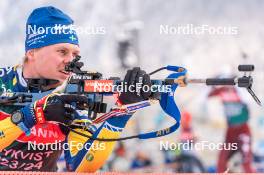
[0,56,261,141]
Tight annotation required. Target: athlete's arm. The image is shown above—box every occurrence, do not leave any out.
[0,111,24,151]
[65,113,132,172]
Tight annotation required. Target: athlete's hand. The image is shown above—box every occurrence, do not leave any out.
[119,67,152,104]
[20,94,88,129]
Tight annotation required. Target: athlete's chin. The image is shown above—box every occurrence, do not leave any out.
[44,72,70,85]
[56,74,70,83]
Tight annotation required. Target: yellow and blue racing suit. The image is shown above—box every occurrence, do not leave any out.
[0,65,131,172]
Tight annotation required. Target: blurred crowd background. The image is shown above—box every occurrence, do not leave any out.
[0,0,264,173]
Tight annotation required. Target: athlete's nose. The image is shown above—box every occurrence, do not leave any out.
[63,55,73,64]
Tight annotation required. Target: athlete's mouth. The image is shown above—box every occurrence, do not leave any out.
[59,70,70,75]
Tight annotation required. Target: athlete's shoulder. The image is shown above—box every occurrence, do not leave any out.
[0,66,17,80]
[0,65,20,94]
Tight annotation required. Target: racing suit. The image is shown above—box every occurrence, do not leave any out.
[0,65,131,172]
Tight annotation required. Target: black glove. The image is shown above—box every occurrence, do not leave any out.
[119,67,152,104]
[43,94,88,125]
[18,94,88,135]
[20,94,88,129]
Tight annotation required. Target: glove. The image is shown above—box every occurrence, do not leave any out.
[20,94,88,130]
[119,67,152,104]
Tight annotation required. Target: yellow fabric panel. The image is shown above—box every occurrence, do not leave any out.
[75,127,121,172]
[0,117,23,151]
[67,129,90,157]
[12,77,17,86]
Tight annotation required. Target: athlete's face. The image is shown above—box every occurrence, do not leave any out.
[26,43,80,83]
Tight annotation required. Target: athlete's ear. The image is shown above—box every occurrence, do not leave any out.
[25,49,37,62]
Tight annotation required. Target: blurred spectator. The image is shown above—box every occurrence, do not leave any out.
[208,86,255,173]
[130,150,152,169]
[108,142,130,172]
[180,110,195,142]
